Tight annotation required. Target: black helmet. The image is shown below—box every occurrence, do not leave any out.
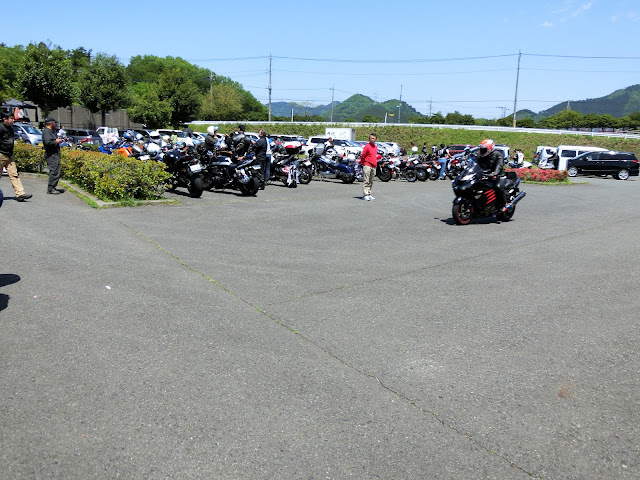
[440,143,445,148]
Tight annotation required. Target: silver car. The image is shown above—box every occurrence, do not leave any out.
[12,123,43,146]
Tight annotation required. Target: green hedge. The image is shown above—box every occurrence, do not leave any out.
[13,143,170,201]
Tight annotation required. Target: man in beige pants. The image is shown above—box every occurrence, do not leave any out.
[0,112,32,202]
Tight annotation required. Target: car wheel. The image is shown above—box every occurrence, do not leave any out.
[616,169,630,180]
[567,166,578,177]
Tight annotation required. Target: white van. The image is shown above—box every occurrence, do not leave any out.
[556,145,608,171]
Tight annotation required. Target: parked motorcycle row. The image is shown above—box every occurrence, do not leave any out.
[91,130,526,223]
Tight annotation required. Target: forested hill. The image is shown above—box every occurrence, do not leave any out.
[535,84,640,119]
[268,94,421,122]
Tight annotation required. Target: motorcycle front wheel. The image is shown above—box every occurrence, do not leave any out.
[416,169,427,181]
[405,170,418,182]
[452,201,473,225]
[239,177,260,196]
[298,167,312,184]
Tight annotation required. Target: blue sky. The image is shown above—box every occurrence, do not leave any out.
[4,0,640,118]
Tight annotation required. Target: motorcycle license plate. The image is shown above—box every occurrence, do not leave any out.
[303,160,311,166]
[189,164,202,173]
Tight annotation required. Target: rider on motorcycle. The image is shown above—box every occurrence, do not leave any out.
[205,125,219,151]
[230,124,250,158]
[475,139,510,212]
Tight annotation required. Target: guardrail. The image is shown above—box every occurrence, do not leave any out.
[190,121,640,140]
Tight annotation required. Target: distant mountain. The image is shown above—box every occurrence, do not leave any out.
[266,95,421,122]
[533,84,640,120]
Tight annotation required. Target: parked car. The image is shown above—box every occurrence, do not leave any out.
[96,127,120,144]
[556,145,608,171]
[447,144,475,156]
[12,123,42,146]
[567,151,639,180]
[156,129,194,146]
[332,139,363,157]
[66,128,101,145]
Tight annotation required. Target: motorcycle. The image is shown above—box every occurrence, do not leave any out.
[198,150,261,196]
[376,155,397,182]
[415,154,439,181]
[270,153,299,188]
[162,144,204,198]
[309,146,357,184]
[398,157,420,182]
[451,162,526,225]
[446,156,468,179]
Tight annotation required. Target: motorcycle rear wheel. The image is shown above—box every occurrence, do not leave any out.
[416,169,427,181]
[405,170,418,182]
[188,177,204,198]
[377,168,392,182]
[341,173,356,184]
[429,170,439,181]
[452,201,473,225]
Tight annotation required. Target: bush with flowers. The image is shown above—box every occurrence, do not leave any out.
[506,167,569,184]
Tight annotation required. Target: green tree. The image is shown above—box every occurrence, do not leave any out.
[157,68,201,127]
[200,84,243,120]
[17,43,74,117]
[516,117,535,128]
[127,83,172,129]
[78,53,129,126]
[362,115,381,123]
[0,44,25,103]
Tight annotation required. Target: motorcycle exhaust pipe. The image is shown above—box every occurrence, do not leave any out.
[512,191,526,205]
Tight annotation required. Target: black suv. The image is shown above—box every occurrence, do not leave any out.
[567,151,639,180]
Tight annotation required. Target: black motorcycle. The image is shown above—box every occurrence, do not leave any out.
[451,162,526,225]
[161,145,204,198]
[198,150,261,196]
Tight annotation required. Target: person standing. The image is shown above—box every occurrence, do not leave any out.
[437,143,450,180]
[0,112,32,202]
[42,117,65,194]
[254,129,269,190]
[360,133,378,201]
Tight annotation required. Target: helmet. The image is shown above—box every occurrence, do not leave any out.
[207,125,219,136]
[478,139,495,157]
[123,130,134,141]
[440,143,445,148]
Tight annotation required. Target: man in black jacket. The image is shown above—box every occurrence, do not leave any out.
[0,112,32,202]
[42,117,65,194]
[253,129,268,189]
[475,139,509,211]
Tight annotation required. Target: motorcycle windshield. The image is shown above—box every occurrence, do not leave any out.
[459,162,483,179]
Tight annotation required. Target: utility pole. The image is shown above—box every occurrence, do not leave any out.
[512,50,521,128]
[268,54,272,122]
[429,97,433,117]
[398,84,402,124]
[330,85,335,123]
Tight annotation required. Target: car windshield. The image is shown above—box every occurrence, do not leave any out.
[22,125,41,135]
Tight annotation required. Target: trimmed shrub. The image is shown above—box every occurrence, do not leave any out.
[14,143,170,201]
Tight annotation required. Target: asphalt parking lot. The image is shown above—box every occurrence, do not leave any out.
[1,174,639,479]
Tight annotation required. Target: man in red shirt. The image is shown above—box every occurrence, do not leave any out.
[360,133,378,201]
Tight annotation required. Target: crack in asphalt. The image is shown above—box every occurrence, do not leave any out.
[125,224,541,478]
